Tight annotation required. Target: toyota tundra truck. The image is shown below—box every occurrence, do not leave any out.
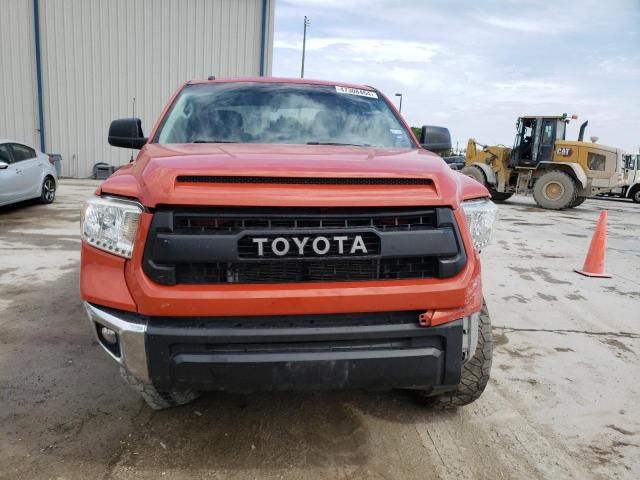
[80,77,497,410]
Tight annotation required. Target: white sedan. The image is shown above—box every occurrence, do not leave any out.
[0,139,57,207]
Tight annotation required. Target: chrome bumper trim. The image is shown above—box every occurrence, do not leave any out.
[83,302,150,383]
[462,312,480,362]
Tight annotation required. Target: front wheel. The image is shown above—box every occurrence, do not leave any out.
[120,368,200,410]
[532,170,577,210]
[416,302,493,409]
[630,186,640,204]
[39,176,56,204]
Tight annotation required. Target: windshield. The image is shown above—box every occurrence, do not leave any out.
[154,82,413,148]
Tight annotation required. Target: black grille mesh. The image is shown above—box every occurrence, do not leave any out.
[176,175,433,186]
[173,209,437,233]
[176,257,437,284]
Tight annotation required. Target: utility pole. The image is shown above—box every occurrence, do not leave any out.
[301,16,310,78]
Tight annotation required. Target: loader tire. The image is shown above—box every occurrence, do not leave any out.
[568,196,587,208]
[489,190,513,203]
[533,170,578,210]
[460,165,487,187]
[416,302,493,409]
[120,368,200,410]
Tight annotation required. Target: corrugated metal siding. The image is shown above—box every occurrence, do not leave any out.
[3,0,271,177]
[0,0,39,147]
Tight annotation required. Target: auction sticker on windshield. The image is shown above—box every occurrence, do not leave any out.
[335,86,378,98]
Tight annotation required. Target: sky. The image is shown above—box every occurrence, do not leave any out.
[272,0,640,153]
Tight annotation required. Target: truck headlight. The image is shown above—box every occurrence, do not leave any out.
[461,198,497,252]
[81,197,143,258]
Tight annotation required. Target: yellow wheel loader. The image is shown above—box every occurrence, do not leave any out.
[462,115,623,209]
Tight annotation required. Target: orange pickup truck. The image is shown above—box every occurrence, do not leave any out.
[80,77,497,409]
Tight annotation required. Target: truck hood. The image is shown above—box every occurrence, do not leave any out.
[100,143,488,208]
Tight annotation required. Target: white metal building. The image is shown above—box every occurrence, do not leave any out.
[0,0,274,177]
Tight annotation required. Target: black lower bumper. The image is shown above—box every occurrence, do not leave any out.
[145,311,463,393]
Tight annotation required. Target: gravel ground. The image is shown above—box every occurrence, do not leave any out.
[1,180,638,480]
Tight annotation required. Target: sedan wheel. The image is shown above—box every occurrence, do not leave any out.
[40,177,56,204]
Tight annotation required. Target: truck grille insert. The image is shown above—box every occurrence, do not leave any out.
[142,207,466,285]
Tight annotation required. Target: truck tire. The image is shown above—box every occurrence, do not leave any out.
[489,190,513,203]
[416,302,493,409]
[532,170,578,210]
[630,186,640,204]
[568,196,587,208]
[460,165,487,187]
[120,368,200,410]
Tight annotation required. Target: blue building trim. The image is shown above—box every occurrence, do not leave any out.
[259,0,268,76]
[33,0,46,151]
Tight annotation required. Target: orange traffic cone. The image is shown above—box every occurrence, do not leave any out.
[575,210,611,278]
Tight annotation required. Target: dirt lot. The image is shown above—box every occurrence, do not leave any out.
[1,180,639,480]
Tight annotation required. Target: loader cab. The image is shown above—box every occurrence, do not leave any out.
[510,116,568,168]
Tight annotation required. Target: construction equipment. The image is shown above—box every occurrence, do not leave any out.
[462,115,624,209]
[598,153,640,203]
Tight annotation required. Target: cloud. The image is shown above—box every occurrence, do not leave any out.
[595,55,640,75]
[479,15,574,33]
[273,1,640,151]
[275,37,441,64]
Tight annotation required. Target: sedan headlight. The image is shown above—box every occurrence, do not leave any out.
[461,198,497,252]
[81,197,143,258]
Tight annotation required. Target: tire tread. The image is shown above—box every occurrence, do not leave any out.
[120,368,200,410]
[418,303,493,409]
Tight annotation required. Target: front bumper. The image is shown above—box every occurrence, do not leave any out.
[85,302,478,393]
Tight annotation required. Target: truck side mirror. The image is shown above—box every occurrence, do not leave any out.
[0,161,8,170]
[108,118,148,149]
[420,125,452,154]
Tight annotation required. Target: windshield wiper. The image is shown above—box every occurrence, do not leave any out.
[192,140,237,143]
[307,142,371,147]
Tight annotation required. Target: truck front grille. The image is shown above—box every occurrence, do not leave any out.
[142,207,466,285]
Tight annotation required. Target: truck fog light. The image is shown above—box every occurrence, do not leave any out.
[100,326,118,345]
[95,322,121,357]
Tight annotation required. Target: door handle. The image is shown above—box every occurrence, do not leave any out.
[15,169,23,174]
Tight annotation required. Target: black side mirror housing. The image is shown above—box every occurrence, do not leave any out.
[420,125,452,154]
[108,118,148,149]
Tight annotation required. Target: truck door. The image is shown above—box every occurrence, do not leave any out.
[538,119,556,163]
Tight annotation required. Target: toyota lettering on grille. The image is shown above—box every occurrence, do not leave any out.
[251,235,369,257]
